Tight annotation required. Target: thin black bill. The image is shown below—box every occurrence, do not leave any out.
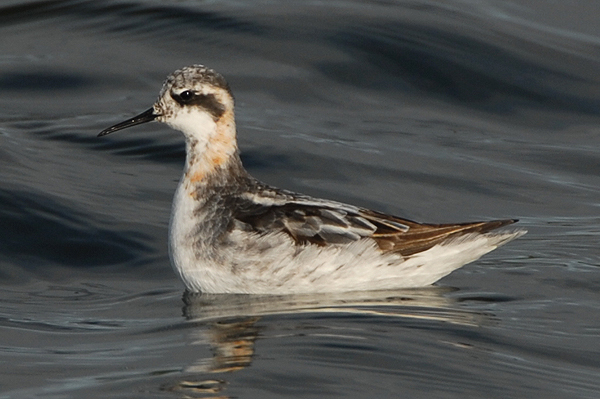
[97,108,157,137]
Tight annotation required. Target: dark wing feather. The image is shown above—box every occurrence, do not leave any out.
[362,210,517,256]
[232,201,378,245]
[229,190,517,256]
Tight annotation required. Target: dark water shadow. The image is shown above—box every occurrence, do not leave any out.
[321,23,600,116]
[0,0,270,36]
[0,71,93,92]
[0,188,151,276]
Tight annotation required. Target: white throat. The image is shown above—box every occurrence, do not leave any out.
[166,108,238,187]
[167,109,217,149]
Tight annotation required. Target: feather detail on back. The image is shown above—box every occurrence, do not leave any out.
[229,185,517,257]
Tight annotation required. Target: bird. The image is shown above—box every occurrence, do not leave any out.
[98,65,525,294]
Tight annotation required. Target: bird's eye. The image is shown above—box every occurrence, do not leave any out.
[179,90,194,101]
[171,90,197,106]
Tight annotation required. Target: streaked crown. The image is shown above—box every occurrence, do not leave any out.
[154,65,234,125]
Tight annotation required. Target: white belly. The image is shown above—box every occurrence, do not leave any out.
[169,180,523,294]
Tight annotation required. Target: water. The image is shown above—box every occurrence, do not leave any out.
[1,0,599,397]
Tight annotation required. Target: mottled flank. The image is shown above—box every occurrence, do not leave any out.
[99,65,526,294]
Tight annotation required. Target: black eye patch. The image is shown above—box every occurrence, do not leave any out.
[171,91,226,120]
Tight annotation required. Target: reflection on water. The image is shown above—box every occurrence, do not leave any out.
[164,287,492,397]
[182,286,486,325]
[185,316,260,374]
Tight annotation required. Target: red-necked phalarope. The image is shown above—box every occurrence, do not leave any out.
[99,65,525,294]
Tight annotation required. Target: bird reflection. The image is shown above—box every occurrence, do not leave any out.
[184,315,261,374]
[164,287,491,398]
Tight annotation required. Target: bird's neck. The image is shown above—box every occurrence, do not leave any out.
[182,109,248,193]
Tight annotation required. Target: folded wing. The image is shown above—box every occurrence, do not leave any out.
[230,188,517,257]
